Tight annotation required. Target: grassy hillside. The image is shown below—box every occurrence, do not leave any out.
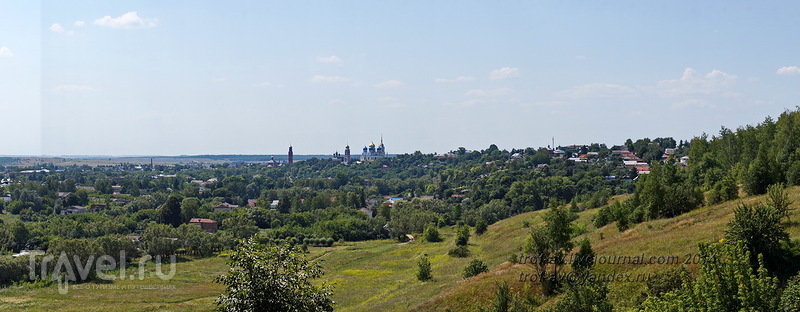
[2,188,799,311]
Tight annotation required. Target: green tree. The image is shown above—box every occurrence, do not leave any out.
[766,183,793,220]
[456,225,471,246]
[462,258,489,278]
[523,205,577,294]
[725,202,788,268]
[180,197,201,223]
[423,225,442,243]
[416,254,432,281]
[223,214,259,239]
[215,239,333,312]
[475,218,488,235]
[159,195,183,227]
[572,239,595,272]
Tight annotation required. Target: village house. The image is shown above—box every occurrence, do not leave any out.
[189,218,219,233]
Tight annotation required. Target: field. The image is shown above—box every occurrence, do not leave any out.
[2,188,799,311]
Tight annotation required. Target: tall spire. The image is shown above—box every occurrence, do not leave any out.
[288,144,294,164]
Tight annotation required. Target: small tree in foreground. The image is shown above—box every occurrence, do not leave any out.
[417,254,432,281]
[215,239,333,312]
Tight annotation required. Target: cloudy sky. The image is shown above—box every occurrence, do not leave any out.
[2,1,799,156]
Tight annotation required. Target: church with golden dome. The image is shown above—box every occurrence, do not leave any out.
[361,138,386,162]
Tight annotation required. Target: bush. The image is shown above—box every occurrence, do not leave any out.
[448,245,470,258]
[423,226,442,243]
[462,259,488,278]
[780,274,800,312]
[456,225,470,246]
[475,219,488,235]
[416,254,432,281]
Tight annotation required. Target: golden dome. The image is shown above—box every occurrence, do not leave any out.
[369,142,376,147]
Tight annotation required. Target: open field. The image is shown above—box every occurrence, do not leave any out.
[2,188,799,311]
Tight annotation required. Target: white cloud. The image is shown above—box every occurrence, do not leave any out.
[52,85,98,94]
[465,88,513,97]
[74,21,85,27]
[777,66,800,75]
[50,23,65,33]
[309,75,350,83]
[94,12,157,29]
[657,68,737,96]
[316,55,342,64]
[0,46,13,57]
[328,99,345,105]
[212,77,226,83]
[378,96,399,102]
[374,80,403,88]
[490,67,519,80]
[556,83,637,99]
[575,55,587,60]
[435,76,475,83]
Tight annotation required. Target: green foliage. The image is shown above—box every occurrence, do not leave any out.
[142,223,182,256]
[571,239,595,272]
[180,197,201,223]
[780,274,800,312]
[492,281,510,312]
[222,214,259,239]
[475,218,488,235]
[448,245,470,258]
[0,257,32,286]
[423,225,442,243]
[766,183,793,220]
[548,279,613,312]
[215,239,333,312]
[523,205,577,294]
[640,242,779,312]
[159,195,183,227]
[638,267,692,303]
[706,174,738,205]
[462,258,489,278]
[725,201,789,268]
[456,225,471,246]
[633,162,703,220]
[416,254,432,281]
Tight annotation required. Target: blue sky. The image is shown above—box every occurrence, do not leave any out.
[2,1,799,156]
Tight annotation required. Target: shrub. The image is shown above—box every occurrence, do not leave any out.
[448,245,470,258]
[462,259,489,278]
[475,219,488,235]
[423,226,442,243]
[456,225,470,246]
[780,274,800,312]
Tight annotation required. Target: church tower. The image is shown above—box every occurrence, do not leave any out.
[288,145,294,164]
[344,144,351,163]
